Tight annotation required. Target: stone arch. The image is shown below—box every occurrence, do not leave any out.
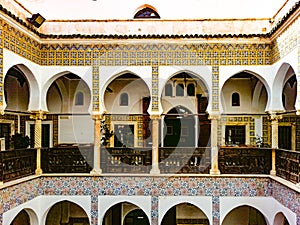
[160,202,210,225]
[7,208,38,225]
[221,204,269,225]
[99,67,152,113]
[271,63,296,111]
[4,64,39,112]
[160,70,210,114]
[101,201,151,225]
[44,200,90,225]
[41,70,92,112]
[274,212,290,225]
[159,66,211,114]
[220,70,270,113]
[102,71,151,114]
[44,71,91,113]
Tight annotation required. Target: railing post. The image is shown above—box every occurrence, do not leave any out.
[269,113,281,176]
[209,114,220,175]
[30,110,47,175]
[150,114,160,175]
[90,114,102,175]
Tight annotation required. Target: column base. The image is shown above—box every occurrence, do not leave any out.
[150,167,160,175]
[90,168,102,175]
[270,170,276,176]
[210,169,220,175]
[35,168,43,175]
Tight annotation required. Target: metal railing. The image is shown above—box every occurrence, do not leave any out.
[0,148,36,183]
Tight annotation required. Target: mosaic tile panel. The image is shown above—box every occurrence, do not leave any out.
[272,17,299,63]
[2,176,300,225]
[152,65,159,111]
[2,21,41,65]
[0,19,3,106]
[93,65,100,111]
[212,66,219,111]
[38,43,273,67]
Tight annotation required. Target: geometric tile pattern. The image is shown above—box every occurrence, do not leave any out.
[212,66,219,111]
[2,176,299,225]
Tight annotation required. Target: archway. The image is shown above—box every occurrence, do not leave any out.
[46,73,91,114]
[45,200,89,225]
[163,106,195,147]
[161,72,210,147]
[10,209,30,225]
[274,212,290,225]
[4,65,30,112]
[161,203,209,225]
[102,202,150,225]
[222,205,267,225]
[103,73,151,147]
[221,71,268,114]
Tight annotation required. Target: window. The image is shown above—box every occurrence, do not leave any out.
[165,84,173,96]
[75,91,84,105]
[176,84,184,96]
[187,83,195,96]
[232,92,240,106]
[120,93,129,106]
[134,7,160,19]
[225,125,245,145]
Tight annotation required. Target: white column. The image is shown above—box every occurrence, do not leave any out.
[90,114,102,175]
[270,113,281,176]
[150,115,160,175]
[209,114,220,175]
[195,115,198,147]
[160,115,165,147]
[30,111,46,175]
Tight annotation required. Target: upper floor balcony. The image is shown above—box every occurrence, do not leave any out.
[0,145,299,186]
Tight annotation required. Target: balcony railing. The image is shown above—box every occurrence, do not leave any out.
[276,149,300,184]
[101,147,152,173]
[1,146,299,185]
[218,147,272,174]
[41,145,93,173]
[159,147,211,174]
[0,148,36,183]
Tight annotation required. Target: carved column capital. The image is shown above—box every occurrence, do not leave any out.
[268,113,282,122]
[208,114,220,121]
[150,114,161,120]
[30,110,47,120]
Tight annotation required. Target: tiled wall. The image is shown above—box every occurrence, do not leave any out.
[1,176,299,225]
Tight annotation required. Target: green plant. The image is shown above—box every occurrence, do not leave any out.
[100,120,113,146]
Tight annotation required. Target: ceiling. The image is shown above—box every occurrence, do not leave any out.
[13,0,296,20]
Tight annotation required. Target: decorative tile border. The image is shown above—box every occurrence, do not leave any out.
[0,176,290,225]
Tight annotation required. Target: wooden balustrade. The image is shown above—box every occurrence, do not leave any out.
[276,149,300,184]
[0,146,299,186]
[159,147,211,174]
[101,147,152,173]
[41,145,93,173]
[218,147,272,174]
[0,148,36,183]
